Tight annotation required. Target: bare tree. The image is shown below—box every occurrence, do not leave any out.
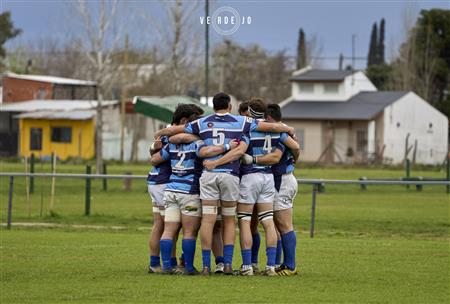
[141,0,201,94]
[72,0,122,172]
[306,33,324,68]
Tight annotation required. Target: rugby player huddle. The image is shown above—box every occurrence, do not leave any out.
[147,92,300,276]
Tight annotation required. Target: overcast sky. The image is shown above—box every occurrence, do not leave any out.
[2,0,449,69]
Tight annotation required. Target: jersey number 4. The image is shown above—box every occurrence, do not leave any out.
[212,129,225,145]
[263,135,272,153]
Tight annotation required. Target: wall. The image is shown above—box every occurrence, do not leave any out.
[19,118,95,160]
[3,77,53,102]
[290,71,377,102]
[283,119,323,162]
[382,92,448,164]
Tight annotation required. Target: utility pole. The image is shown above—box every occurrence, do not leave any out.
[205,0,209,100]
[120,34,129,162]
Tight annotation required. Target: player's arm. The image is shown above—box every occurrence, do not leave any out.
[198,139,239,158]
[168,133,200,144]
[245,148,284,165]
[150,144,170,166]
[281,134,300,162]
[256,121,295,137]
[154,125,185,139]
[149,139,163,156]
[203,141,248,170]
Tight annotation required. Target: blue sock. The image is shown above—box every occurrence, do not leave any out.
[160,239,173,270]
[182,238,196,272]
[281,231,296,270]
[266,247,277,266]
[251,233,261,264]
[150,255,160,267]
[170,257,178,268]
[215,256,224,265]
[202,250,211,269]
[223,244,234,265]
[241,249,252,266]
[275,239,282,265]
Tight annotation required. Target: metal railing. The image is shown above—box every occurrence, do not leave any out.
[1,172,449,237]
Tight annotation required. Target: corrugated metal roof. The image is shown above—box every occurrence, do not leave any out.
[290,69,355,81]
[281,91,408,120]
[4,72,96,86]
[15,110,96,120]
[0,100,118,112]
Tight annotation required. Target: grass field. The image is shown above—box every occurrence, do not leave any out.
[1,161,449,303]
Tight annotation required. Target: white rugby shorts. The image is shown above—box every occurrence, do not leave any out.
[163,191,202,221]
[148,183,167,207]
[200,172,240,201]
[274,173,298,211]
[238,172,275,204]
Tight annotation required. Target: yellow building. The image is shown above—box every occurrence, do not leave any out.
[17,110,95,160]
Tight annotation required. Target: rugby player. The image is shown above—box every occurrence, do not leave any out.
[248,103,300,276]
[155,93,295,275]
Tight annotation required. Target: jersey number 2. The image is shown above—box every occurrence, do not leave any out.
[175,151,186,168]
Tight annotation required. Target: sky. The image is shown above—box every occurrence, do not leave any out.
[1,0,449,69]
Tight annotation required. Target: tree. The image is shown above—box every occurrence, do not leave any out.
[367,22,378,67]
[297,29,307,69]
[378,18,385,64]
[390,9,449,117]
[72,0,122,172]
[141,0,201,94]
[0,12,21,59]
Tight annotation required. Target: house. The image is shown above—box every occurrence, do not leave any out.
[0,100,118,160]
[2,72,97,103]
[0,73,99,157]
[280,67,448,165]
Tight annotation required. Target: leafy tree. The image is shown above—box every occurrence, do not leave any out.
[297,28,307,69]
[378,18,385,64]
[0,11,21,68]
[367,22,377,67]
[366,64,391,90]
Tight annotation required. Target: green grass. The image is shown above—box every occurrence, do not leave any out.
[1,162,449,303]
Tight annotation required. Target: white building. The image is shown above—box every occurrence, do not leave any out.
[280,67,448,165]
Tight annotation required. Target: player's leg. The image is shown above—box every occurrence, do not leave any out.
[199,172,220,274]
[180,194,202,275]
[250,208,260,273]
[256,173,277,276]
[160,192,181,273]
[237,202,254,275]
[218,173,240,274]
[275,227,282,269]
[212,217,224,273]
[148,184,165,273]
[274,173,298,276]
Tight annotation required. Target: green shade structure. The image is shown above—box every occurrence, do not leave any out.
[133,96,213,123]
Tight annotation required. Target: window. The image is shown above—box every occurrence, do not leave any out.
[51,127,72,143]
[30,128,42,150]
[38,88,46,99]
[356,130,367,152]
[299,83,314,93]
[324,83,338,94]
[295,128,305,150]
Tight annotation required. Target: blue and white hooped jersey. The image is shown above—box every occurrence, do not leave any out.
[160,140,205,194]
[147,136,171,185]
[272,148,295,177]
[241,127,289,176]
[185,113,258,176]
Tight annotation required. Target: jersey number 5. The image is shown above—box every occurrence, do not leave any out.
[212,129,225,145]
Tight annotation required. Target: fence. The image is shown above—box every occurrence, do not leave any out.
[1,172,449,237]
